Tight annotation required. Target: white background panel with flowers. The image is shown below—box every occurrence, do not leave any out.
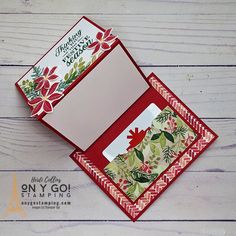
[17,17,117,117]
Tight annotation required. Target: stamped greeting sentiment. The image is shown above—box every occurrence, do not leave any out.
[16,17,117,117]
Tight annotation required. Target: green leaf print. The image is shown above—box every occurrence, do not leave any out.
[134,148,144,162]
[128,152,136,167]
[127,182,137,194]
[130,169,150,183]
[64,73,69,81]
[159,133,166,149]
[103,106,197,202]
[150,143,160,156]
[155,109,173,123]
[163,131,174,143]
[173,126,188,138]
[104,169,116,180]
[151,133,161,140]
[31,66,43,80]
[19,54,100,101]
[152,130,174,143]
[126,191,135,201]
[73,62,78,69]
[137,183,145,194]
[130,169,158,183]
[163,146,175,164]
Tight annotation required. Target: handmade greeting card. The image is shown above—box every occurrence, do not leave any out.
[15,16,119,121]
[15,16,149,151]
[70,73,218,221]
[15,16,218,221]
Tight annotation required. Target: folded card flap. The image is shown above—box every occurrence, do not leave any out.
[41,41,150,151]
[15,16,118,117]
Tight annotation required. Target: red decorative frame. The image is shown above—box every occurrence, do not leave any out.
[70,72,218,221]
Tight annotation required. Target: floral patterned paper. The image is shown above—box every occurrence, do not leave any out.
[19,56,100,116]
[17,24,118,117]
[104,106,197,201]
[19,56,98,101]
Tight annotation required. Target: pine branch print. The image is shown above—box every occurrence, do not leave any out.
[31,66,43,80]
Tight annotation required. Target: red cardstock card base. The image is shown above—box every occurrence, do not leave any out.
[70,72,218,221]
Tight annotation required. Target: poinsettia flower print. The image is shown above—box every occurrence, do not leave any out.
[28,82,63,117]
[34,66,58,91]
[88,28,117,55]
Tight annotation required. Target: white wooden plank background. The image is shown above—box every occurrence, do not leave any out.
[1,14,236,65]
[0,0,236,235]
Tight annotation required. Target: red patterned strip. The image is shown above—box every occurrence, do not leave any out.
[72,75,217,220]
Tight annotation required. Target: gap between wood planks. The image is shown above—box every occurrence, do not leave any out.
[2,64,232,173]
[1,219,236,222]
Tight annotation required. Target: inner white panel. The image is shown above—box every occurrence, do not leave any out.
[103,103,161,162]
[43,44,149,150]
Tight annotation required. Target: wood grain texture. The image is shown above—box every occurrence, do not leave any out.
[1,66,236,118]
[0,14,236,65]
[1,222,235,236]
[0,171,235,220]
[0,118,233,171]
[0,0,235,234]
[1,0,236,14]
